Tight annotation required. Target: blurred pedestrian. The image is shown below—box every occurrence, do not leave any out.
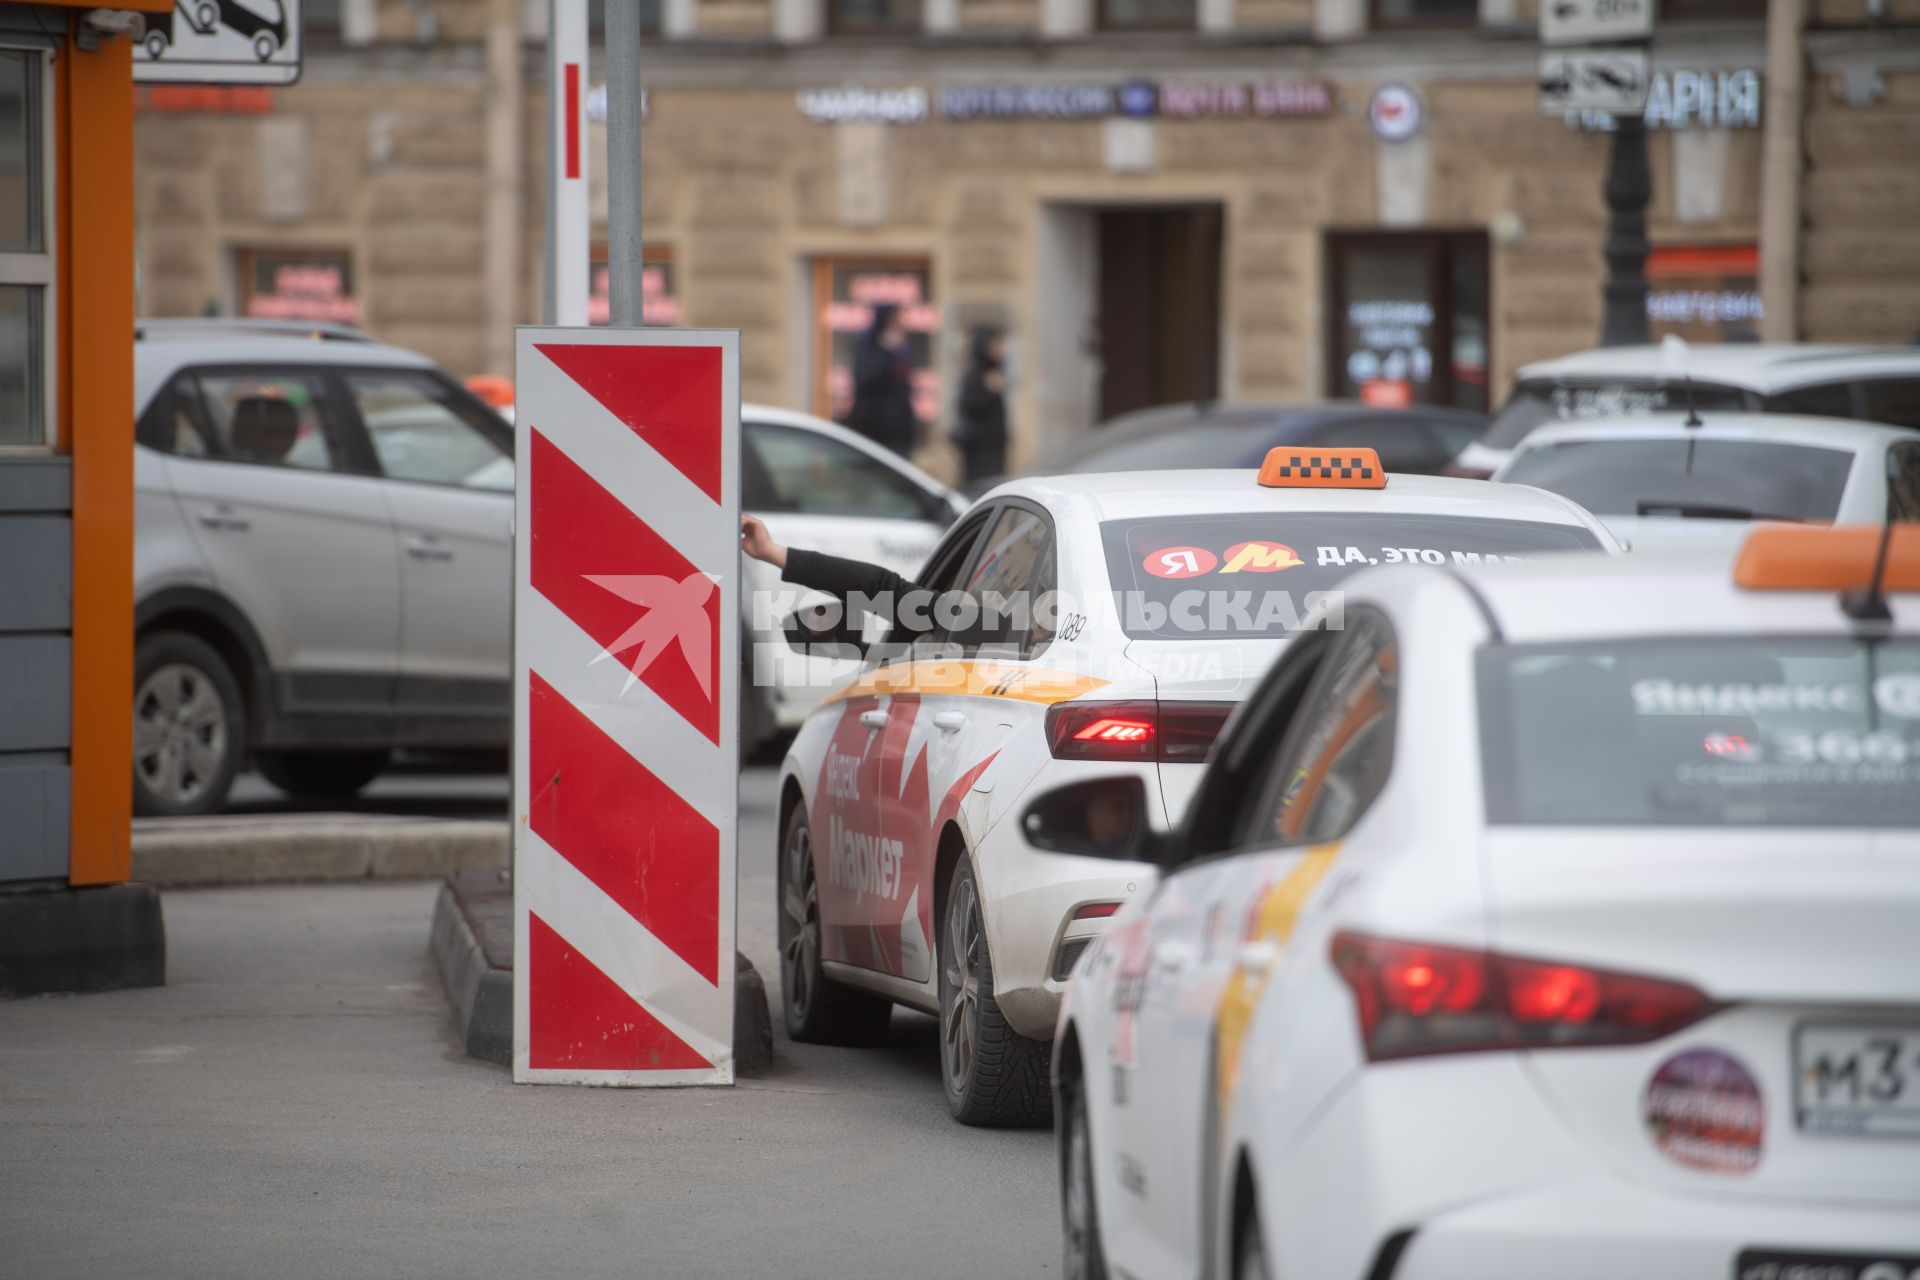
[845,302,919,458]
[953,325,1008,485]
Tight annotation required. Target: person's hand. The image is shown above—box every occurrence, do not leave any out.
[740,515,787,569]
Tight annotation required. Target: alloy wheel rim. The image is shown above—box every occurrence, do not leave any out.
[942,876,982,1093]
[133,663,227,808]
[780,824,818,1021]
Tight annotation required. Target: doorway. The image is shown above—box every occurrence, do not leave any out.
[1095,205,1224,422]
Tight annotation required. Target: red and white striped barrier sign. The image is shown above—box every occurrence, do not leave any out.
[512,327,740,1086]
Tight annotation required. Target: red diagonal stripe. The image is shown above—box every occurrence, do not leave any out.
[530,671,721,986]
[528,912,709,1072]
[531,428,719,744]
[534,342,723,503]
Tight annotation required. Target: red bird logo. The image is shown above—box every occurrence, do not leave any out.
[583,572,717,698]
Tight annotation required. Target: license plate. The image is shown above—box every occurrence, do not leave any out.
[1793,1022,1920,1138]
[1737,1248,1920,1280]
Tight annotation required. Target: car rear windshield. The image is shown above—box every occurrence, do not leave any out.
[1070,421,1266,473]
[1480,638,1920,827]
[1500,438,1854,523]
[1485,380,1748,449]
[1101,512,1603,640]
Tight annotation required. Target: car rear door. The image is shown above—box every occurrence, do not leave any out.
[339,366,515,745]
[159,365,402,733]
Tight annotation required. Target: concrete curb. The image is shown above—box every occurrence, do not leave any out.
[133,815,509,887]
[430,878,513,1067]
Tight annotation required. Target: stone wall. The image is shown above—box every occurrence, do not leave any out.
[1800,68,1920,343]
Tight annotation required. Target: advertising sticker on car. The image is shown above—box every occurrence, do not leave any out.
[1643,1047,1764,1173]
[1142,546,1218,579]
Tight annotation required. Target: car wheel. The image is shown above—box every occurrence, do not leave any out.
[252,32,275,61]
[939,857,1052,1127]
[1237,1211,1269,1280]
[144,29,167,58]
[133,631,245,818]
[253,749,390,800]
[1061,1069,1110,1280]
[778,805,892,1044]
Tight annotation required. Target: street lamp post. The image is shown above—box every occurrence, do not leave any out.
[1599,112,1652,347]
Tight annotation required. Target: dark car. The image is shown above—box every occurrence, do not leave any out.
[964,401,1487,498]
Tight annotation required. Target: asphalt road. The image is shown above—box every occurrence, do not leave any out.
[0,768,1061,1279]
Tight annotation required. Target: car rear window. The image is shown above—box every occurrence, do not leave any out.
[1485,380,1748,449]
[1070,421,1266,473]
[1501,438,1854,523]
[1480,638,1920,827]
[1101,512,1603,640]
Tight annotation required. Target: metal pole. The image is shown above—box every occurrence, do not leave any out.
[606,0,645,328]
[1759,0,1807,342]
[1599,112,1652,347]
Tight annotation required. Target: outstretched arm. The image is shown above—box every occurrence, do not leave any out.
[741,514,924,622]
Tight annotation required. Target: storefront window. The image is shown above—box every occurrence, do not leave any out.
[1326,231,1489,414]
[590,246,680,326]
[237,248,360,326]
[1100,0,1197,29]
[830,0,921,33]
[1645,244,1762,344]
[811,258,938,427]
[0,49,47,448]
[1372,0,1477,25]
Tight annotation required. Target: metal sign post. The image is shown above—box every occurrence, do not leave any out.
[543,0,590,326]
[605,0,646,328]
[512,327,741,1086]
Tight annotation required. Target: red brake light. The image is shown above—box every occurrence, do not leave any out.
[1331,931,1717,1062]
[1044,700,1236,763]
[1072,902,1122,920]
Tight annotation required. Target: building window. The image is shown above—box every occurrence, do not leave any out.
[1646,245,1762,344]
[236,247,360,326]
[0,49,49,449]
[1100,0,1197,29]
[830,0,922,34]
[1372,0,1476,26]
[810,257,938,428]
[1326,230,1489,414]
[590,245,680,326]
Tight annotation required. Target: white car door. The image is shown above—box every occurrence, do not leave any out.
[742,418,952,722]
[341,367,515,740]
[161,365,402,718]
[1106,616,1397,1277]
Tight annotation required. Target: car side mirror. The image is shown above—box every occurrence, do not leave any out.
[1021,776,1168,865]
[782,601,865,659]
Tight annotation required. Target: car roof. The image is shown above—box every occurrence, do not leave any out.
[1367,551,1918,643]
[1513,343,1920,394]
[134,334,435,410]
[1509,413,1920,454]
[741,402,960,498]
[990,469,1606,529]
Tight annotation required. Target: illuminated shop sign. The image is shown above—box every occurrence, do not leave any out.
[940,83,1118,120]
[931,79,1333,122]
[242,252,358,324]
[1157,80,1334,119]
[1567,69,1761,131]
[797,85,930,124]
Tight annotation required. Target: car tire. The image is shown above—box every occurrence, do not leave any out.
[1236,1210,1269,1280]
[253,749,390,800]
[133,630,246,818]
[778,805,893,1044]
[1060,1067,1110,1280]
[939,857,1052,1127]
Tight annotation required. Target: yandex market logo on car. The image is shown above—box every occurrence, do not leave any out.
[1220,540,1303,573]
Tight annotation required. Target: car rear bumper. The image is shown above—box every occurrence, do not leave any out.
[1394,1182,1920,1280]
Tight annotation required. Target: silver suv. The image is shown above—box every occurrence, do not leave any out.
[133,327,515,815]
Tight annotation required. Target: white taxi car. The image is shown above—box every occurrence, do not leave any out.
[774,450,1618,1125]
[1045,524,1920,1279]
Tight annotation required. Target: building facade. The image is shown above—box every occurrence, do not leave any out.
[134,0,1920,472]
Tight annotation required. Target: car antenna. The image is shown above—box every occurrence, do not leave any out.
[1841,457,1900,624]
[1681,374,1703,475]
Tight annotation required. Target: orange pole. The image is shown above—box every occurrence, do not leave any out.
[63,31,135,885]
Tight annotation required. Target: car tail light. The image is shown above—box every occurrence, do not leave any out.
[1045,700,1236,763]
[1330,931,1718,1062]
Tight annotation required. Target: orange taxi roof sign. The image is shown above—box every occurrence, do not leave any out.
[465,374,515,408]
[1258,446,1386,490]
[1734,525,1920,593]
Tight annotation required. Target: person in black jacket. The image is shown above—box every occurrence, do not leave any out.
[951,325,1008,485]
[843,303,919,458]
[742,514,937,644]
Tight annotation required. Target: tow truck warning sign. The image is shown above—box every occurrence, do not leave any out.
[135,0,304,86]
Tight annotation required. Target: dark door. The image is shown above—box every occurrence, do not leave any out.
[1326,230,1490,413]
[1097,205,1224,421]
